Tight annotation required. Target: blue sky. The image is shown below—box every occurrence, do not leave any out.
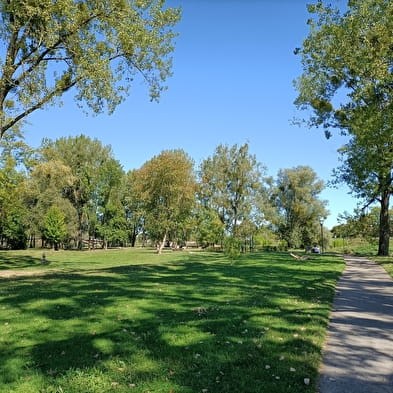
[24,0,356,229]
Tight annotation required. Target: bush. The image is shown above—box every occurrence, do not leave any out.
[223,237,242,259]
[2,209,27,249]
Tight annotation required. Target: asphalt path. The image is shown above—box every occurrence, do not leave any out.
[318,256,393,393]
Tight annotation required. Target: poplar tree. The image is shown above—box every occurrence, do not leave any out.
[199,143,266,239]
[134,149,196,254]
[273,166,328,249]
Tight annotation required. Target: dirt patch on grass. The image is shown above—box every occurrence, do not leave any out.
[0,269,47,279]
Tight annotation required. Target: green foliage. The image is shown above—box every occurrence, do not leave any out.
[0,133,336,254]
[0,248,344,393]
[121,170,145,247]
[134,149,197,253]
[96,202,128,248]
[0,0,181,137]
[273,166,328,248]
[39,135,122,249]
[0,142,28,249]
[295,0,393,255]
[42,206,67,249]
[2,207,28,249]
[223,236,242,259]
[194,206,224,247]
[95,158,127,248]
[332,207,383,240]
[199,143,269,238]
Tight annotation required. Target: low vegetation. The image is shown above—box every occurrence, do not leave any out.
[0,248,344,393]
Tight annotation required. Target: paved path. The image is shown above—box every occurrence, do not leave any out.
[318,256,393,393]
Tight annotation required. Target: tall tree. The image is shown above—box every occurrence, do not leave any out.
[25,159,78,247]
[95,158,127,248]
[199,143,267,239]
[134,149,196,254]
[273,166,328,249]
[0,156,27,248]
[294,0,393,255]
[193,205,224,248]
[40,134,115,249]
[0,129,28,248]
[0,0,181,138]
[122,169,146,247]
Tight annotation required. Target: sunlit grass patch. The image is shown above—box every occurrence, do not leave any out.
[0,249,344,393]
[373,256,393,278]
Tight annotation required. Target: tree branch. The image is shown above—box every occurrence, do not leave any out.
[0,76,78,138]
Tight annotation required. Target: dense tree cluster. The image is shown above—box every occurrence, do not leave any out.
[0,133,328,252]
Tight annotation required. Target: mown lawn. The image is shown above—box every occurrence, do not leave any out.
[0,249,344,393]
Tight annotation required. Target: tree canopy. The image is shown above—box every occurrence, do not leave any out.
[0,0,181,138]
[294,0,393,255]
[199,143,268,239]
[133,149,197,254]
[0,135,329,253]
[273,166,328,249]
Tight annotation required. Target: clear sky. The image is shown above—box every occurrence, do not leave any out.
[24,0,357,229]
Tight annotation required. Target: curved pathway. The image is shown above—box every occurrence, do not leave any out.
[318,256,393,393]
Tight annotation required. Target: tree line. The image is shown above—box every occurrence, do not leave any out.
[0,132,328,253]
[2,0,392,255]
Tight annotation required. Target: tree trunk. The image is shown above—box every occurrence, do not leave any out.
[156,232,167,254]
[378,190,390,256]
[130,226,137,247]
[77,210,84,250]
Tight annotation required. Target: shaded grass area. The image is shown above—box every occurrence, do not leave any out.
[0,249,344,393]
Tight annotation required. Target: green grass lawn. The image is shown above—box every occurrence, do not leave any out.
[0,249,344,393]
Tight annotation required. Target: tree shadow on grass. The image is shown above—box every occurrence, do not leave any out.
[0,254,42,270]
[0,253,344,392]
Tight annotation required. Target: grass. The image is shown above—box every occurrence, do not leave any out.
[0,248,344,393]
[373,256,393,278]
